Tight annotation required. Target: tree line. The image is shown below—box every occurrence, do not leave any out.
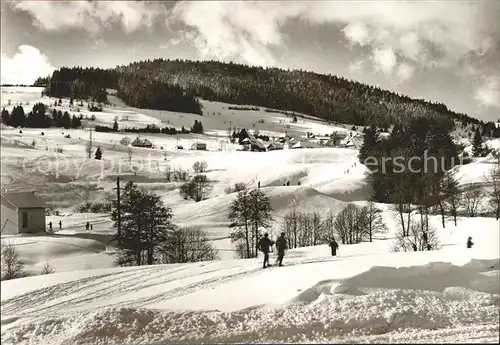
[95,119,204,135]
[360,119,500,235]
[41,59,492,130]
[1,103,81,129]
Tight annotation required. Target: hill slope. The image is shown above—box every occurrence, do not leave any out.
[45,60,482,129]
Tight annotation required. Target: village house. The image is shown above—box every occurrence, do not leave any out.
[1,191,47,235]
[265,141,284,151]
[131,137,153,148]
[291,140,320,149]
[313,135,332,146]
[241,136,267,152]
[191,142,207,151]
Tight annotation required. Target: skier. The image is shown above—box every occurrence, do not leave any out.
[59,220,62,230]
[258,181,261,188]
[467,236,474,249]
[275,232,287,267]
[90,224,93,230]
[48,221,52,232]
[85,222,90,231]
[329,239,339,256]
[258,233,274,269]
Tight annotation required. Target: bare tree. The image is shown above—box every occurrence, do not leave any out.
[362,201,387,242]
[461,183,485,217]
[161,226,218,263]
[224,182,247,194]
[1,242,25,280]
[334,203,365,244]
[85,141,92,159]
[192,174,212,202]
[390,156,414,237]
[487,152,500,220]
[127,147,133,164]
[297,212,312,247]
[121,136,131,146]
[193,161,208,174]
[164,165,172,182]
[229,188,273,258]
[320,210,337,243]
[444,174,462,226]
[392,219,440,252]
[311,211,322,246]
[41,261,55,275]
[281,207,300,249]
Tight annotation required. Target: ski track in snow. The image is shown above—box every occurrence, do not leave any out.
[2,260,499,345]
[2,254,361,318]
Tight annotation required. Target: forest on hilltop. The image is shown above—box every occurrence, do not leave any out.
[41,58,485,129]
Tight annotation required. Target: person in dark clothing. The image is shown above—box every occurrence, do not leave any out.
[275,232,287,267]
[329,239,339,256]
[48,221,52,231]
[286,181,290,186]
[85,222,90,231]
[59,220,62,230]
[90,224,93,230]
[258,181,261,188]
[412,243,418,251]
[467,237,474,249]
[258,233,274,268]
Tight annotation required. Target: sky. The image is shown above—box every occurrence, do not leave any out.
[1,1,499,122]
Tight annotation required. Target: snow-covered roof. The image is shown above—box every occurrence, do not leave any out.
[292,141,320,149]
[1,192,47,209]
[132,138,153,146]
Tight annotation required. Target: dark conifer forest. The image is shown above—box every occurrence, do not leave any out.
[42,59,486,130]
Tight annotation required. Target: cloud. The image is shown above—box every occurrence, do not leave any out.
[169,1,500,83]
[169,1,292,66]
[372,47,397,74]
[1,45,55,85]
[396,63,416,82]
[11,0,162,33]
[475,77,500,109]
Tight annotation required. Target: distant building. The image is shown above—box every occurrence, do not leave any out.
[242,135,267,152]
[342,139,356,148]
[1,191,47,235]
[191,142,207,151]
[131,138,153,148]
[313,136,331,146]
[291,141,320,149]
[266,141,284,151]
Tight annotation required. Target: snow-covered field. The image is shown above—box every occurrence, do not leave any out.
[1,216,499,344]
[1,87,499,344]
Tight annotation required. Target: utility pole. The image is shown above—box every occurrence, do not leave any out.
[88,127,93,159]
[115,176,121,247]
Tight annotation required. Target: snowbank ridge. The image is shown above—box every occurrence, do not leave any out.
[2,258,498,345]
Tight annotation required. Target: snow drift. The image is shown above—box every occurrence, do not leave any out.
[1,258,498,345]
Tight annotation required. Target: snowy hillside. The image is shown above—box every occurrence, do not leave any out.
[1,216,499,344]
[1,87,499,344]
